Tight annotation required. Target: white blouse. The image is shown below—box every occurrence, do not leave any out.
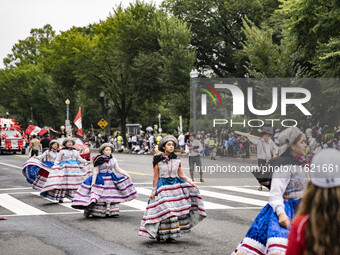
[54,149,87,165]
[36,150,59,162]
[269,165,308,216]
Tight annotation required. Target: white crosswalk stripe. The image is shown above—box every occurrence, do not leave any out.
[210,186,269,197]
[0,186,267,217]
[134,187,233,210]
[0,194,47,215]
[199,189,267,207]
[31,192,83,212]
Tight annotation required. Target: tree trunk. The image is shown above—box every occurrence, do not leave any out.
[120,114,127,148]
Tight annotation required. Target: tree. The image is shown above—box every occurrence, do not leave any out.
[76,1,195,143]
[3,24,55,68]
[162,0,279,77]
[278,0,340,77]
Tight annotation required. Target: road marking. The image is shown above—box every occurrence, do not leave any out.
[14,155,29,158]
[211,186,269,197]
[0,187,31,191]
[123,200,147,211]
[135,187,233,209]
[31,192,82,212]
[199,189,267,207]
[0,162,22,169]
[203,201,233,209]
[125,170,152,176]
[0,185,266,217]
[0,194,47,215]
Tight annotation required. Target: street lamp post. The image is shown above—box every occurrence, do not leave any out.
[30,107,33,124]
[190,69,199,134]
[99,91,105,118]
[158,114,162,133]
[65,99,70,132]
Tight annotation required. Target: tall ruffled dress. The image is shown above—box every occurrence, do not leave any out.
[22,150,59,190]
[232,155,308,255]
[71,155,137,217]
[139,153,206,240]
[40,148,91,201]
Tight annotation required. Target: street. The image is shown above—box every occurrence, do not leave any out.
[0,153,268,255]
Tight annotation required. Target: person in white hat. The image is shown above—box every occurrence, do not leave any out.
[286,148,340,255]
[139,135,206,243]
[22,140,60,190]
[40,138,91,202]
[233,127,309,255]
[72,143,137,217]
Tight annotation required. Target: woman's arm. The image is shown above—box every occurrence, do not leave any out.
[269,166,291,229]
[178,163,197,187]
[149,164,159,200]
[75,151,87,164]
[113,158,129,177]
[91,166,99,186]
[36,150,47,160]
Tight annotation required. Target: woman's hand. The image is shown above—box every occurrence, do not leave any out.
[278,212,290,229]
[149,194,155,200]
[192,183,198,188]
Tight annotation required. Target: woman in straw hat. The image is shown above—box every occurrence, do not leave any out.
[72,143,137,217]
[40,138,91,202]
[233,126,308,255]
[22,140,60,190]
[286,148,340,255]
[139,135,206,243]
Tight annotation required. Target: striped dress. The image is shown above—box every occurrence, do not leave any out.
[40,148,91,201]
[139,154,206,240]
[71,155,137,217]
[22,150,59,190]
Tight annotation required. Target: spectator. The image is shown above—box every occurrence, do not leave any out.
[178,132,185,154]
[29,135,40,157]
[40,135,51,153]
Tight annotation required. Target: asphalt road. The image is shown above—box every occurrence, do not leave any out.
[0,152,269,255]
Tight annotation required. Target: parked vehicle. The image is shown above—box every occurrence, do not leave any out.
[0,130,25,155]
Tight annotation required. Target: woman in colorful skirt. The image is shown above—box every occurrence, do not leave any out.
[40,138,91,202]
[22,140,59,190]
[71,143,137,217]
[139,135,206,243]
[232,127,308,255]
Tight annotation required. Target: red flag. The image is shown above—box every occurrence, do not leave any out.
[25,125,48,136]
[73,107,82,136]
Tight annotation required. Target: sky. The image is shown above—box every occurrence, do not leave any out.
[0,0,162,69]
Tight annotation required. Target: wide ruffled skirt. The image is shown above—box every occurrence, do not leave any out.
[22,158,53,190]
[231,199,300,255]
[71,172,137,217]
[139,177,206,240]
[40,160,91,201]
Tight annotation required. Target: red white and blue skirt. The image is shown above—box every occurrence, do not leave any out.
[232,199,300,255]
[71,172,137,217]
[139,177,206,240]
[22,158,53,190]
[40,160,91,201]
